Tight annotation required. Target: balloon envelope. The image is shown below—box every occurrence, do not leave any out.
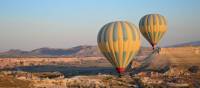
[97,21,141,74]
[139,14,167,49]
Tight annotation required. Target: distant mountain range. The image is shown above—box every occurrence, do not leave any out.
[168,41,200,47]
[0,46,102,58]
[0,41,199,58]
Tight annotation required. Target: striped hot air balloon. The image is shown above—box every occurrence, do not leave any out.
[139,14,167,49]
[97,21,141,74]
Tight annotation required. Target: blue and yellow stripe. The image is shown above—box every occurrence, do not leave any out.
[97,21,141,70]
[139,14,167,47]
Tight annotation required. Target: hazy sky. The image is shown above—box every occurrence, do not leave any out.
[0,0,200,51]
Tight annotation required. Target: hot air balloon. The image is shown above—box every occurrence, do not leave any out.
[97,21,141,74]
[139,14,167,49]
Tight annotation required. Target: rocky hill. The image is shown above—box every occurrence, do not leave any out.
[0,45,102,57]
[0,41,199,58]
[168,41,200,47]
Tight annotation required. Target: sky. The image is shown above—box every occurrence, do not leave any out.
[0,0,200,51]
